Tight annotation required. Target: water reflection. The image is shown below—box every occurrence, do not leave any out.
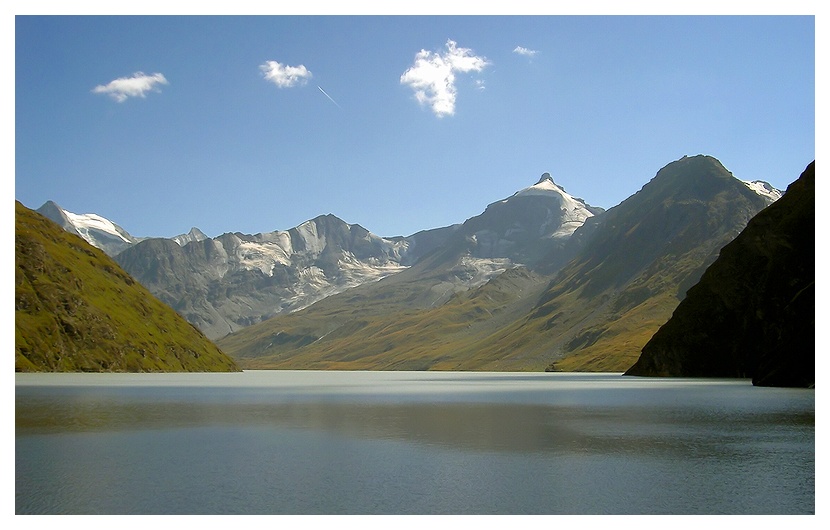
[16,385,814,458]
[16,372,815,515]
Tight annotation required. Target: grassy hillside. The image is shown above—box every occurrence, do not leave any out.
[15,201,239,372]
[219,265,549,370]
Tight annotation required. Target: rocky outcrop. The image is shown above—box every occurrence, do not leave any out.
[625,162,814,387]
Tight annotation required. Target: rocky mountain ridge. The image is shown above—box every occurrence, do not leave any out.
[38,172,604,340]
[217,155,783,372]
[35,157,781,356]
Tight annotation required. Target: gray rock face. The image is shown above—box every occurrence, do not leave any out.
[116,214,416,339]
[171,227,209,246]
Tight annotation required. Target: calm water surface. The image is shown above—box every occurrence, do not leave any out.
[15,371,814,514]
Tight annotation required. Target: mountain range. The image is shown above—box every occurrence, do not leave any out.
[33,154,790,373]
[217,155,782,371]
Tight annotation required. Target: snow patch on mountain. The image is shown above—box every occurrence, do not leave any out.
[743,180,783,203]
[235,239,293,275]
[510,173,596,238]
[63,211,132,244]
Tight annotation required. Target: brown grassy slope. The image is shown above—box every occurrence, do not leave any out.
[15,201,239,372]
[219,265,549,370]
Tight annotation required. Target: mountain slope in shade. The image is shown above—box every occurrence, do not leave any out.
[536,155,777,371]
[219,155,778,371]
[625,162,814,387]
[15,201,239,372]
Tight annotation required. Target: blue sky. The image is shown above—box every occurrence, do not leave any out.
[14,13,816,239]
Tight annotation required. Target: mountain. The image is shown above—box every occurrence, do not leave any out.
[37,200,138,257]
[460,173,604,266]
[217,155,780,371]
[36,201,212,256]
[111,174,598,341]
[15,201,239,372]
[625,161,814,387]
[171,227,209,246]
[533,154,778,371]
[115,214,418,340]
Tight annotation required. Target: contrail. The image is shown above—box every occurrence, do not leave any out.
[317,85,341,108]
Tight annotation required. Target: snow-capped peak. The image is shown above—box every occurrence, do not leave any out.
[508,173,597,238]
[36,201,137,256]
[63,211,132,244]
[743,180,783,203]
[514,172,568,198]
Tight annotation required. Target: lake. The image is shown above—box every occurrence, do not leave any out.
[15,370,814,515]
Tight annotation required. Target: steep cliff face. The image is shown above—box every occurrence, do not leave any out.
[15,202,239,372]
[625,162,814,387]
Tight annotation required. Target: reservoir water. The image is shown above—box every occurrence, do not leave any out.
[15,370,814,514]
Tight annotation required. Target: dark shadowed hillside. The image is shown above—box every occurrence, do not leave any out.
[15,201,239,372]
[625,162,814,387]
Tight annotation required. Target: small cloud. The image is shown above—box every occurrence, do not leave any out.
[513,46,539,57]
[92,72,168,102]
[260,60,313,88]
[400,39,490,118]
[475,79,486,90]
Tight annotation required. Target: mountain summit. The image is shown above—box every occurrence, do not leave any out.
[625,161,814,387]
[36,201,138,257]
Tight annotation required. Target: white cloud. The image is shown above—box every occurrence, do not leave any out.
[513,46,539,57]
[400,39,490,118]
[260,60,313,88]
[92,72,168,103]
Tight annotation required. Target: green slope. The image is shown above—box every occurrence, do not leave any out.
[15,201,239,372]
